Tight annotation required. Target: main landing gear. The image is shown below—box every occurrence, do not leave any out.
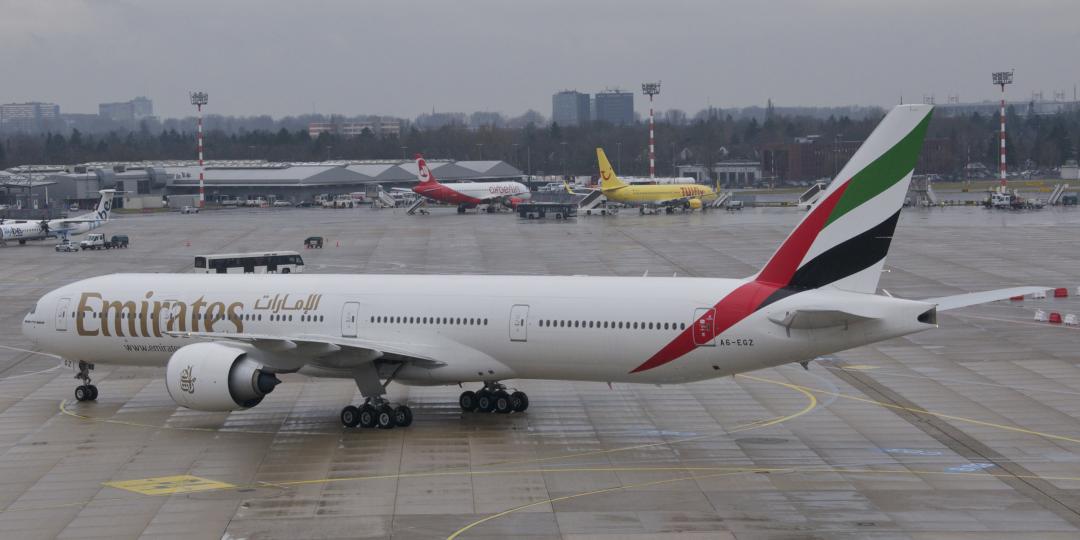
[339,362,412,429]
[73,360,98,402]
[458,382,529,414]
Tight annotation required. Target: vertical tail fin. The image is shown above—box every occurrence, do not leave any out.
[596,148,628,191]
[755,104,933,294]
[93,189,115,222]
[414,153,438,184]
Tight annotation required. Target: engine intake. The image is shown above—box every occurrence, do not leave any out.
[166,342,280,411]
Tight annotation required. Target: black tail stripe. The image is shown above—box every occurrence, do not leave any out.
[789,210,901,291]
[756,210,902,310]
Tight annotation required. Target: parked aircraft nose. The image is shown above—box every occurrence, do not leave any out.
[22,304,41,344]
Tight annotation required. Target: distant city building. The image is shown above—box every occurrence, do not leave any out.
[594,90,634,125]
[551,90,590,126]
[308,117,403,138]
[0,102,61,131]
[469,111,505,129]
[98,97,154,123]
[410,110,466,129]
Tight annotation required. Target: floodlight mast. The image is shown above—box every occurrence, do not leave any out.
[992,71,1013,190]
[642,82,661,179]
[190,91,209,208]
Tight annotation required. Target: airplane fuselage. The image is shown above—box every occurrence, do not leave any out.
[23,273,933,386]
[602,183,718,205]
[413,181,530,206]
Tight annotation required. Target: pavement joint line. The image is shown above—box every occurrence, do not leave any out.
[824,358,1080,529]
[739,373,1080,446]
[11,464,1080,514]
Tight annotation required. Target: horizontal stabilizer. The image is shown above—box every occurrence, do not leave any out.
[768,309,876,330]
[924,287,1050,311]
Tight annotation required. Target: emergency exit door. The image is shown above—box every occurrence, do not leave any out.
[692,307,716,346]
[341,302,360,337]
[509,304,529,342]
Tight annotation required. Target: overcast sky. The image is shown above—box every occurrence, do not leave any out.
[2,0,1077,119]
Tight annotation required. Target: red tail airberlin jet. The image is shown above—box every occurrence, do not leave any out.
[412,154,529,213]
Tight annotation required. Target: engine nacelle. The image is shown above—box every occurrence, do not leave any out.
[688,198,703,210]
[166,342,281,411]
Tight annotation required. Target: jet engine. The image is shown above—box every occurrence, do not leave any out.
[165,342,280,411]
[688,198,703,210]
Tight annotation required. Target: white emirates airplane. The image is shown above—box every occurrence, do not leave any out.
[22,105,1042,430]
[1,189,115,245]
[411,154,530,213]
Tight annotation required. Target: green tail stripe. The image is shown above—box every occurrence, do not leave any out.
[825,111,933,226]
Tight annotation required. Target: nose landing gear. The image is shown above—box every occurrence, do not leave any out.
[73,360,98,402]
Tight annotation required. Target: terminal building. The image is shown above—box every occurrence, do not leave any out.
[0,159,523,212]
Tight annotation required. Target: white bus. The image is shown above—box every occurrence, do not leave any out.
[194,251,305,274]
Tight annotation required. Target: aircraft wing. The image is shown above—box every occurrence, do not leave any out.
[165,329,500,374]
[767,309,877,330]
[922,286,1050,311]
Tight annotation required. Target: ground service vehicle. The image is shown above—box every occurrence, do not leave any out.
[194,251,305,274]
[304,236,324,249]
[79,233,110,250]
[110,234,130,248]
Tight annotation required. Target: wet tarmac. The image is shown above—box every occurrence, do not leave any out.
[2,204,1079,539]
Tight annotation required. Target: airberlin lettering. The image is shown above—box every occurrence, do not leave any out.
[487,184,519,195]
[76,291,243,338]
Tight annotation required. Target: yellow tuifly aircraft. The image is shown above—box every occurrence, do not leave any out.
[596,148,718,211]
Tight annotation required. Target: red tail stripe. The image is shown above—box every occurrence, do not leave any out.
[756,180,850,286]
[631,179,852,374]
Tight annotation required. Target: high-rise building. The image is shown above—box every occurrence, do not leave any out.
[594,90,634,125]
[0,102,60,131]
[551,90,590,126]
[99,97,154,122]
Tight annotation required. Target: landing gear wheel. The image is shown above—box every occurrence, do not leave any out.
[459,391,478,412]
[340,405,360,428]
[510,391,529,412]
[393,405,413,427]
[492,390,513,414]
[358,404,377,428]
[87,385,98,401]
[476,390,495,413]
[75,385,92,402]
[376,405,396,429]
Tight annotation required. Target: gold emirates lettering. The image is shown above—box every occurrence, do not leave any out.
[76,291,244,338]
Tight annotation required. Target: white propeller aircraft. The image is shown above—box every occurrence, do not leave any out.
[1,189,115,245]
[23,105,1043,430]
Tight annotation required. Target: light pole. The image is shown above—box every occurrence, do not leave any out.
[642,81,661,178]
[189,91,208,209]
[560,142,568,178]
[476,143,483,160]
[616,141,622,172]
[401,146,407,160]
[992,70,1014,191]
